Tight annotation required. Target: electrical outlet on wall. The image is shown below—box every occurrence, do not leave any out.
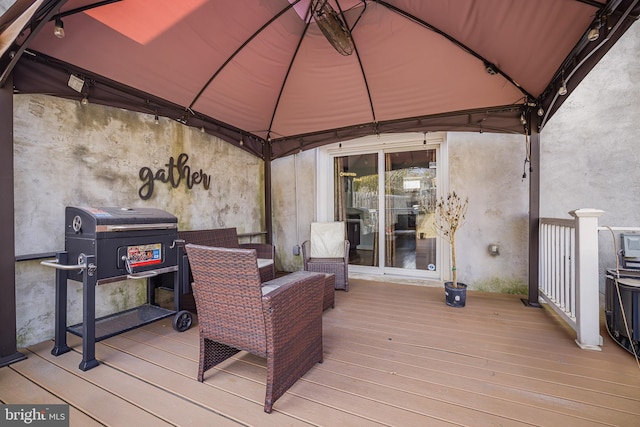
[292,245,300,256]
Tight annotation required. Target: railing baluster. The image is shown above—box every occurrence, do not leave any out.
[569,227,576,317]
[539,221,576,328]
[539,211,603,350]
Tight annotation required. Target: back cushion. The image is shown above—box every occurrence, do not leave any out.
[310,222,345,258]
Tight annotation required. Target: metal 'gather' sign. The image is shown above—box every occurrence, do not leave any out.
[138,153,211,200]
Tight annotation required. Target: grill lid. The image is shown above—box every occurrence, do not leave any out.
[66,207,177,236]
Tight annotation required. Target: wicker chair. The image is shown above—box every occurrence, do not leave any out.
[302,222,350,291]
[184,244,325,413]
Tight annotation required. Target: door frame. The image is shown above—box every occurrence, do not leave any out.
[317,132,449,279]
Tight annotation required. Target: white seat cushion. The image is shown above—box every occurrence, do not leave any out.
[310,222,345,258]
[257,258,274,268]
[261,283,280,295]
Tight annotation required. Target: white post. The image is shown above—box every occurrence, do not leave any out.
[569,208,604,350]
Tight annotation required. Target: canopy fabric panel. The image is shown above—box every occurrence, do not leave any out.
[3,0,639,159]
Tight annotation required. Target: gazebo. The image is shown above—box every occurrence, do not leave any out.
[1,0,639,368]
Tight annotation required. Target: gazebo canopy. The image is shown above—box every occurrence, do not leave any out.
[2,0,639,159]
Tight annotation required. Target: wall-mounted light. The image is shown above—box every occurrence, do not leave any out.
[488,243,500,256]
[587,18,602,42]
[80,95,88,106]
[154,113,159,124]
[54,16,65,38]
[558,74,567,96]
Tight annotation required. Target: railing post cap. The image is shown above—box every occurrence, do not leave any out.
[569,208,605,218]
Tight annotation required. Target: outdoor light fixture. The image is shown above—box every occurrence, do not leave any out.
[154,113,159,124]
[520,113,527,126]
[537,106,544,117]
[81,95,88,105]
[312,0,354,56]
[488,244,500,256]
[558,75,568,96]
[587,19,602,42]
[54,16,65,38]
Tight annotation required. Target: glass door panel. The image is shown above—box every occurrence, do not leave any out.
[334,148,437,273]
[384,150,437,271]
[334,154,379,267]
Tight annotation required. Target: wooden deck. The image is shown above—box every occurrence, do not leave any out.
[1,278,639,426]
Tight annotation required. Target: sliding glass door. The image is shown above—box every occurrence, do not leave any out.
[334,153,380,267]
[334,147,438,275]
[383,150,437,272]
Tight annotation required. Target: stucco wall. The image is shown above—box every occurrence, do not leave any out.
[271,133,529,291]
[14,94,264,346]
[447,132,530,291]
[271,150,317,272]
[540,22,640,293]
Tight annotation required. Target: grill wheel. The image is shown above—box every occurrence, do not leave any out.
[173,310,193,332]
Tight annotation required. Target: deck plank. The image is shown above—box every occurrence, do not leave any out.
[0,367,102,427]
[322,345,638,426]
[96,333,388,426]
[322,315,640,401]
[64,335,315,426]
[9,344,173,427]
[26,341,241,427]
[2,278,639,426]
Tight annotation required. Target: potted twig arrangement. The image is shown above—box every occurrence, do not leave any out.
[434,191,469,307]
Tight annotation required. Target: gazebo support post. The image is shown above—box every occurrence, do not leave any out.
[0,72,26,367]
[525,113,542,308]
[264,141,273,245]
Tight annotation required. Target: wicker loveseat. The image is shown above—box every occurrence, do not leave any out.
[184,244,325,413]
[178,227,275,282]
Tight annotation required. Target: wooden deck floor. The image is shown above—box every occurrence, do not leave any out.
[1,278,639,426]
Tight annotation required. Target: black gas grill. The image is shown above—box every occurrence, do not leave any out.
[64,206,179,283]
[42,207,192,371]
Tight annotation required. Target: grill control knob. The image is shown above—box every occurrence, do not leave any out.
[72,215,82,233]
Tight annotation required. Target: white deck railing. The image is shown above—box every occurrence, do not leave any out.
[539,209,604,350]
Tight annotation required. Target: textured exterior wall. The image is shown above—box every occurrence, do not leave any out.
[272,133,529,292]
[0,0,15,15]
[447,132,530,292]
[14,94,264,346]
[271,151,316,272]
[540,22,640,292]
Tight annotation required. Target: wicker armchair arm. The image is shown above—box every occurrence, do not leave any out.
[343,240,350,261]
[260,271,324,410]
[261,271,324,346]
[240,243,274,260]
[301,240,311,262]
